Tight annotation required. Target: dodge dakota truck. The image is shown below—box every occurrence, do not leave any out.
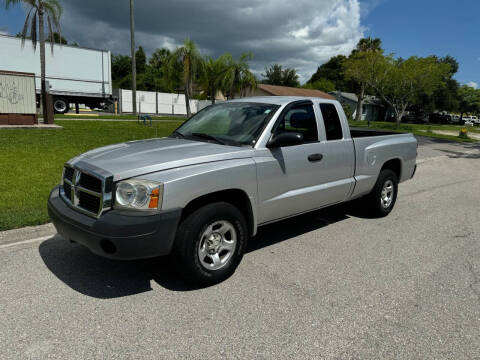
[48,97,417,284]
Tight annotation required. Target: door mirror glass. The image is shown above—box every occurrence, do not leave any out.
[267,132,304,148]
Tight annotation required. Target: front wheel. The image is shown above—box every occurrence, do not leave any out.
[173,202,248,286]
[365,169,398,217]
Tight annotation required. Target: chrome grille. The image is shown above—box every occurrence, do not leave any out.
[63,182,72,200]
[64,167,75,182]
[61,165,111,218]
[79,173,102,193]
[78,191,101,214]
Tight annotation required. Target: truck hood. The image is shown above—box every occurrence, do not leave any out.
[69,138,254,181]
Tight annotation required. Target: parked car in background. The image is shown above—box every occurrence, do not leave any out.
[462,116,479,126]
[48,97,418,285]
[449,114,461,124]
[401,111,428,124]
[429,113,450,124]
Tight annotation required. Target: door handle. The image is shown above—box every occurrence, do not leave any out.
[308,153,323,162]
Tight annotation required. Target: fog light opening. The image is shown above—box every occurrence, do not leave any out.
[100,239,117,254]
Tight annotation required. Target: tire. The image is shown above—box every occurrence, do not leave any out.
[365,169,398,217]
[53,98,70,114]
[173,202,248,286]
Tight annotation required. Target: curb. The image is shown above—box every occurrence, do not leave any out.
[0,223,56,247]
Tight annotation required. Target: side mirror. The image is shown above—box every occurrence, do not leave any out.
[267,132,304,148]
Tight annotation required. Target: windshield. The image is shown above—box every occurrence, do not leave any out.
[172,102,280,146]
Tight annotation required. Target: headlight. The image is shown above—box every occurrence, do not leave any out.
[114,179,163,211]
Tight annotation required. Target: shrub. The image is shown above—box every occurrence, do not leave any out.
[458,128,469,139]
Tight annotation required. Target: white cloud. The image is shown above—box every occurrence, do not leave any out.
[59,0,364,83]
[467,81,478,89]
[0,27,8,35]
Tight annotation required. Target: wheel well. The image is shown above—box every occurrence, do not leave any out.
[381,158,402,180]
[181,189,255,236]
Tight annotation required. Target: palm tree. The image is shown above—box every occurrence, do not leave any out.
[223,52,257,99]
[4,0,62,122]
[351,37,382,122]
[201,54,230,104]
[166,39,205,117]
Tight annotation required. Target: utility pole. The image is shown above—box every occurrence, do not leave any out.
[130,0,137,114]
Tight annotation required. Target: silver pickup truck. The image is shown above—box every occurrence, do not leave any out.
[48,97,417,284]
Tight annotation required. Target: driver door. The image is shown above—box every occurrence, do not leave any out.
[255,101,327,223]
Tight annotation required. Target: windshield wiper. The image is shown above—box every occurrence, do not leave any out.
[191,133,226,145]
[170,131,185,139]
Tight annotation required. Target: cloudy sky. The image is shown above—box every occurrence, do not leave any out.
[58,0,365,82]
[0,0,478,85]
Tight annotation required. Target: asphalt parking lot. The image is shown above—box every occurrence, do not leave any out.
[1,137,479,359]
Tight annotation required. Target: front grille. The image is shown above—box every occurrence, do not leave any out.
[63,182,72,200]
[64,167,74,182]
[61,165,110,218]
[78,191,101,214]
[79,173,102,193]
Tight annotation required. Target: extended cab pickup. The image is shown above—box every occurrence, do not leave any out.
[48,97,417,284]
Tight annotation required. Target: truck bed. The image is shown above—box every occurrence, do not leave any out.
[350,127,401,138]
[349,127,417,200]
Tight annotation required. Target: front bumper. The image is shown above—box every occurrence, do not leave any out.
[47,186,182,260]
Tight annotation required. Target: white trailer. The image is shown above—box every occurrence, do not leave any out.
[0,34,112,113]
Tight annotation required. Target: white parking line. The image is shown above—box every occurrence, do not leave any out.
[0,235,56,250]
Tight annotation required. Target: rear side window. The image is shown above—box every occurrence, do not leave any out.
[320,103,343,141]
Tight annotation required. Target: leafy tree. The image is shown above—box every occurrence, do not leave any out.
[349,37,383,121]
[141,65,172,93]
[52,31,66,44]
[6,0,63,121]
[201,54,230,104]
[346,53,451,125]
[262,64,300,87]
[223,52,256,99]
[352,37,382,55]
[149,48,171,72]
[135,46,146,74]
[112,49,179,93]
[282,67,300,87]
[307,55,351,91]
[166,39,205,117]
[458,85,480,120]
[111,54,132,88]
[422,56,460,113]
[302,78,336,93]
[262,64,283,85]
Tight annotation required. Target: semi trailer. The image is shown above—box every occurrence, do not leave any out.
[0,34,112,114]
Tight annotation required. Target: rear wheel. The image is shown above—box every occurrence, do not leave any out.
[173,202,248,285]
[365,169,398,217]
[53,98,70,114]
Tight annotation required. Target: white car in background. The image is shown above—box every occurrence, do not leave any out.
[463,116,479,126]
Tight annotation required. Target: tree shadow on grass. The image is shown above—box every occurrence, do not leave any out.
[39,202,373,298]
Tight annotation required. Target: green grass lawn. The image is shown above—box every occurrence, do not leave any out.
[0,120,183,231]
[349,120,480,142]
[54,114,186,121]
